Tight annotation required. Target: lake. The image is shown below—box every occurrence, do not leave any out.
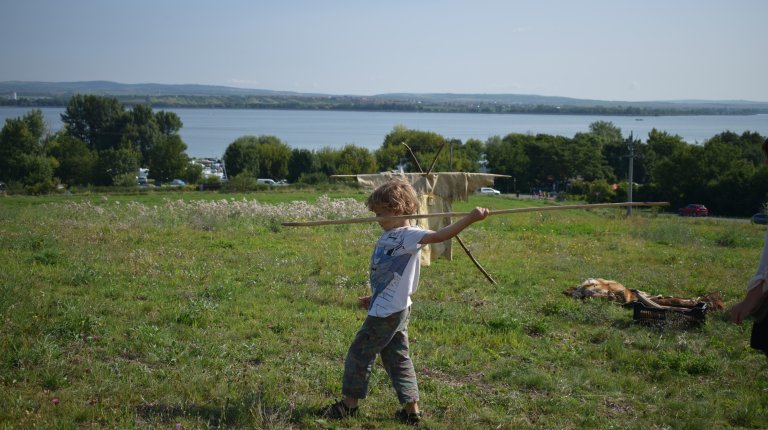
[2,106,767,158]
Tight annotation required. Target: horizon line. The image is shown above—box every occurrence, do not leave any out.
[1,79,767,105]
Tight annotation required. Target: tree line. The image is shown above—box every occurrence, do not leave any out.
[0,95,195,192]
[221,125,484,185]
[484,122,767,216]
[221,121,767,216]
[1,95,766,217]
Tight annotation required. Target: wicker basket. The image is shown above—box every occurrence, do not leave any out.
[632,301,707,326]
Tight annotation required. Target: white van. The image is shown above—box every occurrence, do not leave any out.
[256,178,276,185]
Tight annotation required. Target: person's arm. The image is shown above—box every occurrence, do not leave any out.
[730,280,767,324]
[358,295,371,309]
[731,229,768,324]
[419,207,489,245]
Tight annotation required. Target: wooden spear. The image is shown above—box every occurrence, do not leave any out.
[281,201,670,227]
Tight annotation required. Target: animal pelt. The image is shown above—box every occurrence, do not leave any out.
[564,278,725,311]
[564,278,638,304]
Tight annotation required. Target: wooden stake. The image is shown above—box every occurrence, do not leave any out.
[424,142,445,176]
[401,142,423,173]
[281,201,670,227]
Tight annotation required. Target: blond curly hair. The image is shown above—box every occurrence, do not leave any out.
[365,179,420,215]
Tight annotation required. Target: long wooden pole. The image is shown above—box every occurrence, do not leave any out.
[282,201,669,227]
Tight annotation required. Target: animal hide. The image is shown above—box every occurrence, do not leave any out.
[564,278,725,311]
[564,278,637,304]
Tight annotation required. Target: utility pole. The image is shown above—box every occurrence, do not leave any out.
[626,131,636,216]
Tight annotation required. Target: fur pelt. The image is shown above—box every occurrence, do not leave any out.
[564,278,725,311]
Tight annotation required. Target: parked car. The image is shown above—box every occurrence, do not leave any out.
[169,179,186,187]
[752,212,768,225]
[256,178,276,185]
[678,204,708,217]
[478,187,501,195]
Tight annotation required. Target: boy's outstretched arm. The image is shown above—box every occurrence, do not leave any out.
[419,207,489,245]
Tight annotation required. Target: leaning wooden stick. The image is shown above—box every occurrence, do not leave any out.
[424,142,445,176]
[455,235,497,285]
[400,142,424,173]
[282,201,670,227]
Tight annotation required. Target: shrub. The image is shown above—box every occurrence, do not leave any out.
[586,179,616,203]
[220,175,260,192]
[24,179,58,195]
[568,179,588,196]
[298,172,329,185]
[112,172,138,188]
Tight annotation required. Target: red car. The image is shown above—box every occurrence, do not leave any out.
[678,204,708,217]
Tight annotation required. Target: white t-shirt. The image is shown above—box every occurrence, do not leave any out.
[368,226,428,317]
[747,228,768,294]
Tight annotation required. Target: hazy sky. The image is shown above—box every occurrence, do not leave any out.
[2,0,767,102]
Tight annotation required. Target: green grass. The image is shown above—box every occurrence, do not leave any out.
[1,191,766,429]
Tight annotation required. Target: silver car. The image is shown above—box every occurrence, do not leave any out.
[478,187,501,195]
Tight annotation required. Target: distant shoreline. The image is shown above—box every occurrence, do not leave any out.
[1,97,764,117]
[2,80,767,116]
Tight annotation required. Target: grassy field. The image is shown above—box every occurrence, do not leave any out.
[1,189,766,429]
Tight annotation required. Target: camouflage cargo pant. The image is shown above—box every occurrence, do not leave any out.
[342,307,419,404]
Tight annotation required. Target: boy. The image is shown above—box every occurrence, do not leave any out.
[321,179,489,424]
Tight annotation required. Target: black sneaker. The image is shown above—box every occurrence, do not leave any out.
[319,400,358,419]
[395,408,423,425]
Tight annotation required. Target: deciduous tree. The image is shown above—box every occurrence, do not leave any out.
[0,110,54,188]
[61,95,124,151]
[93,147,140,186]
[222,135,291,179]
[148,135,189,183]
[375,126,446,172]
[47,134,97,186]
[288,148,316,183]
[336,144,377,175]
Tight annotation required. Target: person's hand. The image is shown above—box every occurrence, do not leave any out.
[730,282,767,324]
[358,295,371,309]
[470,207,490,222]
[730,300,753,324]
